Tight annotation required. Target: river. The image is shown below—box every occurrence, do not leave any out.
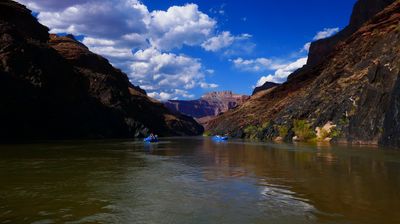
[1,137,400,223]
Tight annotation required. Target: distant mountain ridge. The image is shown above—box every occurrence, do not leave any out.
[164,91,249,120]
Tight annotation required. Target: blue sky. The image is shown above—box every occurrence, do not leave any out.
[20,0,356,100]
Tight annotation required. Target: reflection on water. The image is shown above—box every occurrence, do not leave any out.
[1,138,400,223]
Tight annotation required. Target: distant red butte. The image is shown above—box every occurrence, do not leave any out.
[164,91,250,126]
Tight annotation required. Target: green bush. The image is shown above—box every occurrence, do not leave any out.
[277,125,289,138]
[330,127,342,138]
[339,117,349,126]
[243,120,271,140]
[261,121,270,129]
[203,130,212,136]
[244,125,260,140]
[293,119,316,141]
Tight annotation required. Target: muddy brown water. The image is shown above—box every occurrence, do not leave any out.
[1,137,400,223]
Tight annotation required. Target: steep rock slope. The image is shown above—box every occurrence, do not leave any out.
[164,91,249,119]
[207,0,400,146]
[308,0,396,66]
[0,0,203,140]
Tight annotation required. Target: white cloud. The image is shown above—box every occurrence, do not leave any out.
[148,89,195,101]
[149,4,216,50]
[232,57,282,72]
[82,37,115,46]
[17,0,89,11]
[313,27,339,41]
[18,0,225,100]
[302,42,311,52]
[19,1,220,53]
[173,89,196,99]
[35,0,149,39]
[148,92,173,101]
[202,31,252,52]
[255,57,307,85]
[130,47,216,94]
[256,76,272,87]
[201,31,234,52]
[88,46,134,59]
[200,82,219,88]
[206,69,215,74]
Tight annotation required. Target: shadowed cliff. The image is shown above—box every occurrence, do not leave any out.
[0,0,203,141]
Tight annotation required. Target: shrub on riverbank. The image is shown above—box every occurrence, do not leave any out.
[203,130,212,136]
[244,125,261,140]
[277,125,289,138]
[293,120,316,141]
[244,122,270,140]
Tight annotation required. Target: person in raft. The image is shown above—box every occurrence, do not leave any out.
[149,133,158,140]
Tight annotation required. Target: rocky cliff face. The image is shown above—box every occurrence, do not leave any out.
[207,0,400,147]
[0,0,203,141]
[307,0,396,66]
[164,91,249,121]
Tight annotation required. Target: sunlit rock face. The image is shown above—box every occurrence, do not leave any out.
[0,0,203,140]
[207,0,400,147]
[164,91,249,126]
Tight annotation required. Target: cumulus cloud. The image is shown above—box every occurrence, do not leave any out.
[130,47,203,90]
[35,0,149,39]
[256,76,272,87]
[149,4,216,50]
[201,31,251,52]
[232,57,282,72]
[23,0,219,51]
[148,89,195,101]
[17,0,89,11]
[129,47,217,100]
[200,82,219,88]
[18,0,226,99]
[148,92,173,101]
[201,31,234,52]
[255,57,307,85]
[313,27,339,41]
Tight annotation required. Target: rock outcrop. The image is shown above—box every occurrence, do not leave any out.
[164,91,249,126]
[0,0,203,141]
[207,0,400,147]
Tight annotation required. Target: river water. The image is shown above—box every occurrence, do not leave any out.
[1,137,400,224]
